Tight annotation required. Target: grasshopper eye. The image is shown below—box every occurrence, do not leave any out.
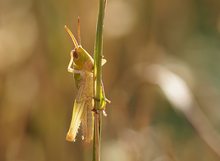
[73,50,79,59]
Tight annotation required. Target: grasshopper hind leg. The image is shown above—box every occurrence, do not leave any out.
[66,100,85,142]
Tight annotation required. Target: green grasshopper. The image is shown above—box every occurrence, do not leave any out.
[65,18,109,143]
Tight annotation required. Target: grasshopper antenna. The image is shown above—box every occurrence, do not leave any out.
[65,25,79,48]
[77,16,81,46]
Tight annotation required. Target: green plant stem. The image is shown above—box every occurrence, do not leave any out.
[94,0,106,104]
[93,0,107,161]
[93,112,101,161]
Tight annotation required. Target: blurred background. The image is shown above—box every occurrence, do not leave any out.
[1,0,220,161]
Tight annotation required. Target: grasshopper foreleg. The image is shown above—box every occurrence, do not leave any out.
[67,50,74,73]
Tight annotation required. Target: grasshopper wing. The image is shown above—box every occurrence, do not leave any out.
[81,100,94,143]
[80,72,94,143]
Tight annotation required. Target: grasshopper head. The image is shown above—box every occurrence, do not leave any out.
[71,46,93,71]
[65,24,94,72]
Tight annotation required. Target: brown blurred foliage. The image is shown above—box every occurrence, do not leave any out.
[1,0,220,161]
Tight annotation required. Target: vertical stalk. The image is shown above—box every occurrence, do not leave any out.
[93,0,107,161]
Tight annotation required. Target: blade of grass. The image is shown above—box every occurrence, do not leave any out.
[93,0,107,161]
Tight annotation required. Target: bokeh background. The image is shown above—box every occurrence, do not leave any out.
[1,0,220,161]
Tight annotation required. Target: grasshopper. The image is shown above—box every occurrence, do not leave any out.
[65,18,109,143]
